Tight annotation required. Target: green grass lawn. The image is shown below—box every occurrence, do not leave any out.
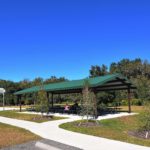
[60,115,150,147]
[0,111,67,123]
[0,122,40,148]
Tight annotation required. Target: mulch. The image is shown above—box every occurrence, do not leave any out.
[31,115,53,121]
[129,130,150,139]
[74,121,100,127]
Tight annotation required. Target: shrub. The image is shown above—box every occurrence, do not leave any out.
[80,80,97,121]
[36,88,49,116]
[139,102,150,139]
[121,99,143,106]
[131,99,143,106]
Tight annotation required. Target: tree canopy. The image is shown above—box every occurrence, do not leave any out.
[89,58,150,105]
[0,58,150,106]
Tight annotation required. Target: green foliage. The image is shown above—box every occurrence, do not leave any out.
[97,91,115,106]
[110,58,150,79]
[89,65,108,77]
[0,76,66,106]
[97,102,107,111]
[139,102,150,131]
[32,77,43,86]
[133,76,150,102]
[121,99,142,106]
[1,58,150,106]
[36,88,49,114]
[0,80,20,105]
[90,58,150,103]
[44,76,66,84]
[80,80,97,120]
[131,99,143,106]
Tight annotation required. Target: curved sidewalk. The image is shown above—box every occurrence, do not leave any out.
[0,113,150,150]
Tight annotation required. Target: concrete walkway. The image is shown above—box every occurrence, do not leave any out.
[0,107,19,111]
[0,113,150,150]
[2,139,81,150]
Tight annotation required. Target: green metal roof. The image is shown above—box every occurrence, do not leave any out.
[14,73,135,95]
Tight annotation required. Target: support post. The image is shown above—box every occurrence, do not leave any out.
[18,95,22,112]
[33,93,37,106]
[128,87,131,113]
[3,93,5,111]
[93,90,98,119]
[51,93,54,108]
[47,92,50,112]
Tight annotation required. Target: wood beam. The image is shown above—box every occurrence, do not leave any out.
[103,81,124,86]
[96,86,128,90]
[116,77,131,85]
[52,89,82,94]
[95,85,136,91]
[97,84,129,89]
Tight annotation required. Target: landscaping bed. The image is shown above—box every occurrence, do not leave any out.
[0,111,66,123]
[129,130,150,139]
[59,115,150,147]
[0,123,40,148]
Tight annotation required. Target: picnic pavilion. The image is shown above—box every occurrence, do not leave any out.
[14,73,136,114]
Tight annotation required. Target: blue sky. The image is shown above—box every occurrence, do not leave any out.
[0,0,150,82]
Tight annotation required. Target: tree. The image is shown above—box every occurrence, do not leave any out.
[109,58,150,104]
[32,77,43,86]
[44,76,66,84]
[139,102,150,139]
[133,76,150,103]
[97,91,116,107]
[1,58,150,106]
[89,65,108,77]
[36,87,49,116]
[80,80,97,123]
[19,79,31,89]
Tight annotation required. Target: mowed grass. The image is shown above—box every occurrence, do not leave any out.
[0,111,66,123]
[0,123,40,148]
[60,114,150,147]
